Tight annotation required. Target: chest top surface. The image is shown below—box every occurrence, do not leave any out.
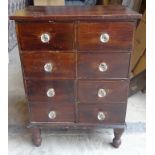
[10,5,141,21]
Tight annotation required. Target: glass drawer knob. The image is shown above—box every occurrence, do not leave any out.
[41,33,50,43]
[47,88,55,98]
[97,112,106,121]
[44,63,53,72]
[48,111,56,119]
[99,62,108,72]
[100,33,110,43]
[98,89,107,98]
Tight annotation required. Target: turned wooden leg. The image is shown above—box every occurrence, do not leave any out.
[31,128,42,147]
[112,128,124,148]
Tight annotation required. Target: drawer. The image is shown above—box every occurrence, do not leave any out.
[22,52,76,79]
[77,53,130,79]
[17,22,74,50]
[77,22,134,51]
[78,104,126,124]
[78,80,129,103]
[30,102,75,122]
[25,80,75,103]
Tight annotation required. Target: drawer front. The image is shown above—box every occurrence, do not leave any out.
[77,22,134,51]
[26,80,75,103]
[30,102,74,122]
[78,103,126,124]
[78,80,129,103]
[22,52,76,79]
[77,53,130,79]
[18,22,74,50]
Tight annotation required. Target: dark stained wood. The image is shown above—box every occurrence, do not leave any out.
[30,103,49,122]
[78,103,126,124]
[30,102,75,123]
[9,5,141,21]
[10,5,141,147]
[26,80,75,103]
[77,22,134,51]
[112,128,125,148]
[78,80,129,103]
[77,53,130,79]
[28,122,126,129]
[17,22,74,50]
[21,52,76,79]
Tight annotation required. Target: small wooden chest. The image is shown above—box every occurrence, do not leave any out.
[10,5,141,148]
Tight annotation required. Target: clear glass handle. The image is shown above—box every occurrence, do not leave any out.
[47,88,55,98]
[41,33,50,43]
[48,111,56,119]
[44,63,53,72]
[100,33,110,43]
[97,112,106,121]
[99,62,108,72]
[98,89,107,98]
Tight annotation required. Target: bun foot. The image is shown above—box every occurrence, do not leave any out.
[111,128,124,148]
[31,128,42,147]
[32,136,42,147]
[112,138,121,148]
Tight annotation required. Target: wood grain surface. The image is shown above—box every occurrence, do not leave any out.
[77,22,134,51]
[21,52,76,79]
[77,80,129,103]
[26,80,75,104]
[77,53,131,79]
[78,103,126,124]
[10,5,141,21]
[30,102,75,122]
[17,22,74,50]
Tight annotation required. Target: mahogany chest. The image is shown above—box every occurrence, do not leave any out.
[10,5,141,148]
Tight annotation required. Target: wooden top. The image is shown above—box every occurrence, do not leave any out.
[10,5,141,21]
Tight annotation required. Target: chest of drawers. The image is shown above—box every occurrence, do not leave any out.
[10,5,141,148]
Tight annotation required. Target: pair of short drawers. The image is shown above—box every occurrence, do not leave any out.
[18,21,134,124]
